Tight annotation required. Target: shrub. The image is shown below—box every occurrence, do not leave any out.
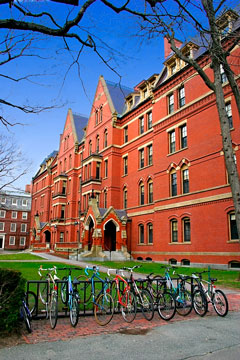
[0,269,26,333]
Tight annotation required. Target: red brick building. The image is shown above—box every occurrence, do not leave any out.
[0,189,31,250]
[30,11,240,268]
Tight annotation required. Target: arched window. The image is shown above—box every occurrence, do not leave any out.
[148,180,153,203]
[170,169,177,196]
[100,105,103,122]
[95,110,98,125]
[229,212,238,240]
[147,223,153,244]
[139,224,144,244]
[104,129,108,148]
[96,135,100,153]
[181,166,189,194]
[183,217,191,242]
[169,258,177,265]
[139,182,144,205]
[123,187,127,209]
[171,219,178,242]
[181,259,190,266]
[104,190,107,208]
[89,140,92,156]
[69,154,72,169]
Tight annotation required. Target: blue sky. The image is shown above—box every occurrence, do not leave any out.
[1,0,238,190]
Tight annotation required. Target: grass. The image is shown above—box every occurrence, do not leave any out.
[0,253,43,260]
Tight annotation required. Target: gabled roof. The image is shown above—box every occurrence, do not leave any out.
[72,112,88,143]
[105,80,133,114]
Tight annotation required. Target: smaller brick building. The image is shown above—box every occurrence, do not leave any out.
[0,189,31,251]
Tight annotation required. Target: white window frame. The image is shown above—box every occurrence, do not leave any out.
[10,223,17,232]
[22,212,28,220]
[1,197,6,204]
[21,223,27,233]
[9,236,15,246]
[0,210,6,218]
[20,237,26,246]
[22,199,28,207]
[12,211,17,219]
[0,222,5,231]
[12,198,17,206]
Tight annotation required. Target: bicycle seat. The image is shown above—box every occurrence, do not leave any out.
[73,277,80,285]
[178,274,190,281]
[210,277,217,282]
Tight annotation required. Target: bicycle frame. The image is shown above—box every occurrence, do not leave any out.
[85,266,110,305]
[107,268,131,307]
[162,267,189,305]
[192,272,216,302]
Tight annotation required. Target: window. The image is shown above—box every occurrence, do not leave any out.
[148,181,153,204]
[61,205,65,219]
[22,212,28,220]
[96,162,101,180]
[12,198,17,206]
[171,171,177,196]
[95,110,98,125]
[12,211,17,219]
[104,190,107,208]
[180,124,187,149]
[10,223,16,232]
[147,223,153,244]
[69,154,72,169]
[225,102,233,128]
[9,236,15,246]
[89,140,92,156]
[0,222,4,231]
[220,64,227,83]
[22,199,27,207]
[147,111,152,129]
[100,106,103,122]
[123,156,128,176]
[21,223,27,232]
[170,62,177,75]
[229,212,238,240]
[123,187,127,209]
[96,135,100,153]
[139,117,144,134]
[0,210,6,218]
[104,130,108,148]
[1,197,6,204]
[124,126,128,143]
[147,145,153,166]
[139,149,144,169]
[60,232,64,243]
[104,159,108,178]
[139,182,144,205]
[183,217,191,242]
[168,93,174,114]
[171,219,178,242]
[179,86,185,107]
[182,168,189,194]
[62,181,67,194]
[139,224,144,244]
[169,130,176,153]
[20,237,26,246]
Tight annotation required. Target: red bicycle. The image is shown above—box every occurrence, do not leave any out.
[108,268,137,323]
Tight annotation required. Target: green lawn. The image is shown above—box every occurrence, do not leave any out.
[0,253,43,260]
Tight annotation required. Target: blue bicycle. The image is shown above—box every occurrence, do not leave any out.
[85,266,114,326]
[60,267,82,327]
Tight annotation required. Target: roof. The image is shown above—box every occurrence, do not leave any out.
[72,113,88,143]
[105,80,133,114]
[40,150,58,166]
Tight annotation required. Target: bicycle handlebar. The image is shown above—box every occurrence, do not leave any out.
[84,265,99,276]
[38,265,57,277]
[122,265,142,272]
[107,268,125,276]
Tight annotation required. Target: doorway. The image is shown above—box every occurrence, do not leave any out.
[104,221,116,251]
[88,218,94,251]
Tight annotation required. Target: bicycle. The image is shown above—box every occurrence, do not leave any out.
[59,267,82,327]
[38,265,59,329]
[192,270,228,317]
[20,291,37,333]
[144,272,176,321]
[108,268,137,323]
[159,266,193,316]
[85,266,114,326]
[122,265,154,321]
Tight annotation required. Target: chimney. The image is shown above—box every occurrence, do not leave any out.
[164,37,183,59]
[25,184,31,193]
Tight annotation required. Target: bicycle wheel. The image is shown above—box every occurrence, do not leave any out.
[39,277,48,305]
[49,291,58,329]
[153,275,166,296]
[139,289,154,321]
[21,305,32,333]
[26,291,37,318]
[61,277,68,305]
[193,290,208,317]
[94,292,114,326]
[157,291,176,321]
[70,293,79,327]
[212,289,228,317]
[176,289,192,316]
[77,275,92,304]
[120,290,136,323]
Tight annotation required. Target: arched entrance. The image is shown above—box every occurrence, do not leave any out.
[44,230,51,243]
[88,218,94,251]
[104,221,116,251]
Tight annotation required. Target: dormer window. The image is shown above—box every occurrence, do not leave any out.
[143,88,148,99]
[170,62,177,75]
[216,9,239,35]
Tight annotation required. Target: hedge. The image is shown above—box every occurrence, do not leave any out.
[0,268,26,333]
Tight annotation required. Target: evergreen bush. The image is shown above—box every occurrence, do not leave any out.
[0,269,26,333]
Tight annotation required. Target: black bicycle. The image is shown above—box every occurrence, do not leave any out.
[20,291,37,333]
